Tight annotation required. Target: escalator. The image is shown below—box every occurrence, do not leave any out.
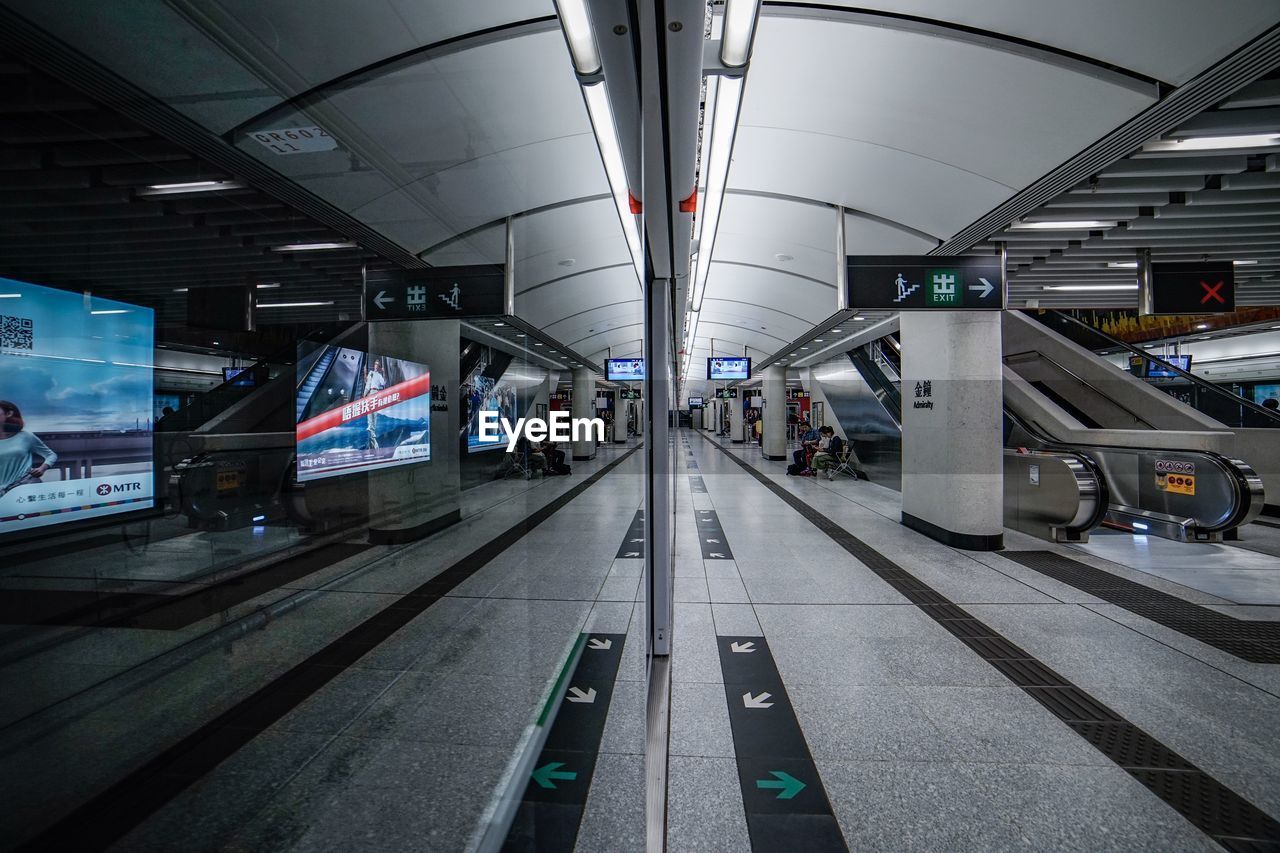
[818,313,1264,543]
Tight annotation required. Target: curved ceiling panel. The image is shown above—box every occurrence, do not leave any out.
[713,194,837,286]
[807,0,1280,85]
[844,211,939,254]
[744,18,1156,190]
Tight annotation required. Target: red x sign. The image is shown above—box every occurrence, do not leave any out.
[1200,280,1226,304]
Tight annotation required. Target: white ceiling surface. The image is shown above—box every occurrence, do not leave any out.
[807,0,1280,86]
[686,5,1276,392]
[3,1,642,366]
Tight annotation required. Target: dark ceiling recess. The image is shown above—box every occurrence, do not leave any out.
[0,50,380,326]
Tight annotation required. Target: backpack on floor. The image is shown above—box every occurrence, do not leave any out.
[786,463,800,475]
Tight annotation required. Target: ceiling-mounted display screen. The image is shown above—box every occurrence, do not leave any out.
[1,277,155,535]
[295,343,431,481]
[707,357,751,381]
[606,358,645,381]
[1145,355,1191,379]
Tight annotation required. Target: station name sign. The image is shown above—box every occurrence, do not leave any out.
[365,265,505,320]
[847,255,1004,310]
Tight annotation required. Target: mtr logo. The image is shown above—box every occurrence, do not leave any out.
[97,482,142,497]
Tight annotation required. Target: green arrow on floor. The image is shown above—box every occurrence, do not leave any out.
[531,761,578,789]
[756,770,805,800]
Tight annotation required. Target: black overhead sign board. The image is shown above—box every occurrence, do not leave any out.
[1148,261,1235,315]
[847,255,1004,310]
[364,265,505,320]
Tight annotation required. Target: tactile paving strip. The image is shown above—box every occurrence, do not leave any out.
[699,433,1280,850]
[1002,551,1280,664]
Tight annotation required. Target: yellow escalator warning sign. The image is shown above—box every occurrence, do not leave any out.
[1156,472,1195,496]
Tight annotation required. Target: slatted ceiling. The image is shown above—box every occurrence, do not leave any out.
[994,65,1280,309]
[0,61,372,327]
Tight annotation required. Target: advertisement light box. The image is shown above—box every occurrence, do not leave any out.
[0,277,155,536]
[295,343,431,481]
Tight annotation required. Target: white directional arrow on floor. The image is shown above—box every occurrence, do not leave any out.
[705,538,720,543]
[742,691,774,709]
[709,552,726,558]
[567,687,597,703]
[623,551,640,557]
[730,641,756,653]
[588,638,612,650]
[630,538,644,543]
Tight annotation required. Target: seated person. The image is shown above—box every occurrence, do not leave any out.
[811,426,845,480]
[538,438,568,475]
[792,420,819,470]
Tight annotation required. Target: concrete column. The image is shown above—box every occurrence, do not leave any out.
[571,367,597,461]
[899,311,1003,550]
[728,391,744,443]
[762,365,787,460]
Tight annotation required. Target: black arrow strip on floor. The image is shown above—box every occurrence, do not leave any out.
[689,475,707,493]
[699,432,1280,850]
[501,632,626,852]
[695,509,734,560]
[615,509,646,559]
[718,636,849,853]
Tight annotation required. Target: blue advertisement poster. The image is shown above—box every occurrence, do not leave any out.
[0,277,155,535]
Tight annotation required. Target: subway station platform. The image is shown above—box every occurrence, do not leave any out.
[6,432,1279,851]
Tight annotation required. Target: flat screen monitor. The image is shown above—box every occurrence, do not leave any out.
[708,357,751,381]
[689,396,705,409]
[222,366,256,387]
[606,358,645,382]
[1146,355,1191,379]
[295,343,431,481]
[1,276,155,536]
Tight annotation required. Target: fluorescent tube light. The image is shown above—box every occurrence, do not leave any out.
[256,301,335,308]
[271,241,357,252]
[90,309,129,315]
[1234,259,1258,265]
[721,0,762,67]
[581,81,643,283]
[1106,261,1139,269]
[138,179,244,197]
[1042,284,1138,291]
[1144,134,1280,152]
[1132,522,1149,531]
[255,283,281,289]
[691,74,746,313]
[1010,220,1117,230]
[0,294,20,299]
[553,0,601,76]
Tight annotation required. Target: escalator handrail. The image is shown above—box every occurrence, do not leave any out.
[1030,310,1280,428]
[1005,347,1160,431]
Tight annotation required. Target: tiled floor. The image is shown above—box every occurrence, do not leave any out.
[666,429,1280,852]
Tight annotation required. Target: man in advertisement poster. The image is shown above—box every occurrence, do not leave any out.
[0,401,57,497]
[364,358,388,449]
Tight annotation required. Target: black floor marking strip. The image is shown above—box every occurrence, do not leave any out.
[697,432,1280,850]
[695,509,734,560]
[16,446,642,853]
[1003,551,1280,664]
[1253,519,1280,530]
[615,509,645,559]
[718,636,849,853]
[501,633,625,851]
[689,475,707,493]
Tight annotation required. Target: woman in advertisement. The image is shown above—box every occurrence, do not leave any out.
[0,400,58,496]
